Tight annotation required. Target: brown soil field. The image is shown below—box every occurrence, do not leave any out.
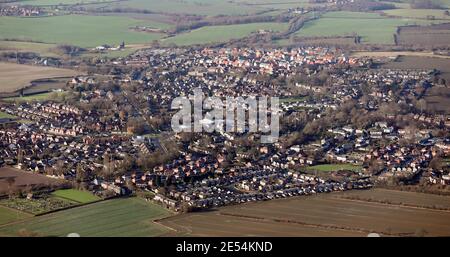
[0,62,78,93]
[0,167,63,195]
[339,188,450,209]
[160,212,365,237]
[397,23,450,48]
[160,190,450,236]
[422,86,450,114]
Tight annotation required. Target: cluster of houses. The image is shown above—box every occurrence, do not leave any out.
[0,5,42,16]
[148,167,372,210]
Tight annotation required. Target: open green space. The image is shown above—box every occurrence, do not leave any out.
[306,163,362,172]
[14,0,110,5]
[0,197,173,237]
[295,12,438,44]
[0,112,16,119]
[383,8,450,20]
[163,22,289,46]
[0,40,59,57]
[0,15,171,47]
[82,0,266,16]
[280,96,307,103]
[51,189,100,204]
[3,91,69,102]
[0,206,31,226]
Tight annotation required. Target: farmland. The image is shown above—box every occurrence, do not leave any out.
[160,189,450,236]
[382,55,450,81]
[0,15,170,47]
[0,62,78,93]
[162,22,289,46]
[295,11,437,44]
[396,23,450,48]
[0,206,31,226]
[11,0,111,5]
[82,0,267,16]
[0,167,63,196]
[0,40,58,57]
[51,189,100,204]
[160,212,365,236]
[0,197,173,237]
[2,91,69,102]
[338,188,450,209]
[383,8,450,20]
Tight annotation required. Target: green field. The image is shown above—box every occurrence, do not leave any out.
[394,0,450,8]
[0,112,16,119]
[306,164,362,172]
[0,15,171,47]
[51,189,100,204]
[383,8,450,20]
[163,22,289,46]
[14,0,110,5]
[3,91,68,102]
[0,206,31,226]
[83,0,266,16]
[295,12,437,44]
[0,198,173,237]
[0,40,58,57]
[280,96,307,103]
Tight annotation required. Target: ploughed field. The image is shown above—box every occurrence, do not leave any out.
[0,62,78,93]
[396,23,450,48]
[160,189,450,236]
[338,189,450,209]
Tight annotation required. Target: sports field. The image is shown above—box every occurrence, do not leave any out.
[0,198,173,237]
[0,15,170,47]
[51,189,100,204]
[163,22,289,46]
